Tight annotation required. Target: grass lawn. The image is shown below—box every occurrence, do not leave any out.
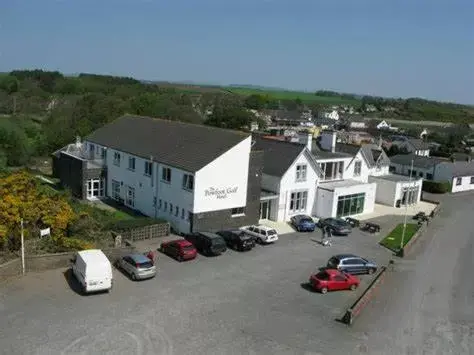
[226,87,361,105]
[380,223,419,251]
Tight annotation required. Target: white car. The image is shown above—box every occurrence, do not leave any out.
[241,225,279,244]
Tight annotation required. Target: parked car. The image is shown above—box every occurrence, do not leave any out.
[71,249,113,294]
[309,269,360,294]
[290,214,316,232]
[216,230,255,251]
[188,232,227,256]
[327,254,377,275]
[160,239,197,262]
[240,225,278,244]
[317,217,352,235]
[116,253,156,280]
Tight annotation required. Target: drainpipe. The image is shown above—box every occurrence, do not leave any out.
[154,163,159,219]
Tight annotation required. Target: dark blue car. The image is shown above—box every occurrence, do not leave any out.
[290,214,316,232]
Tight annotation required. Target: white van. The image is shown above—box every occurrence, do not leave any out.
[72,249,113,294]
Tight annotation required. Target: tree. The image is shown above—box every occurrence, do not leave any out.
[244,94,267,110]
[0,118,32,166]
[205,105,253,130]
[0,75,19,94]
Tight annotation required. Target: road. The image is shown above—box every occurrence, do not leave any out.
[347,192,474,354]
[0,225,391,355]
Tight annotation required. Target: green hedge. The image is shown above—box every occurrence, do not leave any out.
[422,180,451,194]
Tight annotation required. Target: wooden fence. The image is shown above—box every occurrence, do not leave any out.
[114,222,170,243]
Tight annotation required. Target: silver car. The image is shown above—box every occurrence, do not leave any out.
[116,254,156,280]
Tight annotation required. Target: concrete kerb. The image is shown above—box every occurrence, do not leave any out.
[340,266,388,325]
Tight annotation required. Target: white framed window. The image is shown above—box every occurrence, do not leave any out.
[289,191,308,212]
[86,178,105,199]
[169,203,173,214]
[187,211,192,221]
[319,161,344,181]
[456,177,462,186]
[164,202,168,212]
[112,180,121,200]
[162,167,171,183]
[471,177,474,185]
[128,157,135,171]
[158,199,162,209]
[354,161,362,177]
[144,161,153,176]
[181,208,185,219]
[175,206,179,217]
[182,174,194,191]
[296,164,307,182]
[126,186,135,207]
[231,207,245,217]
[113,152,121,166]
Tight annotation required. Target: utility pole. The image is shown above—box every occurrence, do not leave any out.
[399,159,414,256]
[20,219,25,275]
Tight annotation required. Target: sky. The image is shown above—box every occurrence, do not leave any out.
[0,0,473,104]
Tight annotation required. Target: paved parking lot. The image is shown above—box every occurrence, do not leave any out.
[0,227,392,355]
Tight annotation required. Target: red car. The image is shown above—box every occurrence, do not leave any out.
[309,269,360,294]
[160,239,197,262]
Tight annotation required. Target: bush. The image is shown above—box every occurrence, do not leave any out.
[422,180,451,194]
[106,217,166,231]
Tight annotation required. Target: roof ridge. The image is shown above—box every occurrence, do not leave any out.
[119,114,249,137]
[259,136,306,149]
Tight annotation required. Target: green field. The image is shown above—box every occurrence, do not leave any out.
[380,223,419,251]
[226,86,360,105]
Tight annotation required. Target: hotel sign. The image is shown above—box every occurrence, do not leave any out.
[204,186,239,200]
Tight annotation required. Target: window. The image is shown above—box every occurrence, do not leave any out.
[187,211,192,221]
[162,167,171,183]
[113,152,121,166]
[126,186,135,207]
[319,161,344,181]
[128,157,135,171]
[181,208,185,219]
[144,161,153,176]
[175,206,179,217]
[471,177,474,185]
[389,166,396,173]
[336,193,365,217]
[112,180,121,200]
[426,173,433,180]
[164,202,168,212]
[182,174,194,191]
[99,147,106,159]
[153,197,157,207]
[419,172,424,178]
[289,191,308,212]
[169,203,173,214]
[158,199,162,209]
[86,178,105,199]
[456,177,462,186]
[296,164,307,182]
[353,161,362,177]
[231,207,245,216]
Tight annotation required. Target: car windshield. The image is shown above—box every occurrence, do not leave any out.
[334,219,347,226]
[316,271,330,280]
[240,234,252,241]
[267,230,277,235]
[137,261,153,269]
[183,245,194,251]
[301,218,313,223]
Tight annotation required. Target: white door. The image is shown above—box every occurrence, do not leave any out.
[126,186,135,208]
[86,179,105,200]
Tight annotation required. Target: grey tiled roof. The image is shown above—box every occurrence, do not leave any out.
[389,154,444,169]
[253,137,306,177]
[86,115,249,172]
[335,143,390,168]
[444,161,474,177]
[407,139,430,150]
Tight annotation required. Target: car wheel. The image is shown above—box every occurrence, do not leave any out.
[320,287,328,294]
[131,273,137,281]
[368,268,375,275]
[258,237,263,244]
[350,284,357,291]
[177,255,183,262]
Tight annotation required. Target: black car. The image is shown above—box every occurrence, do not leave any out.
[317,217,352,235]
[217,230,255,251]
[187,232,227,256]
[327,254,378,275]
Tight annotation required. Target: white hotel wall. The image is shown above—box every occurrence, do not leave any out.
[343,151,370,183]
[193,136,251,213]
[450,176,474,193]
[275,151,319,222]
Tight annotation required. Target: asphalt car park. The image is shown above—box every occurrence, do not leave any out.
[0,227,393,355]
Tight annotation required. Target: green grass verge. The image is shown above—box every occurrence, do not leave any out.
[380,223,419,251]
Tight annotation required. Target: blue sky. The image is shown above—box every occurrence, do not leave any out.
[1,0,473,104]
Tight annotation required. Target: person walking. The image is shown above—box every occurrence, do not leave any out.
[146,250,157,265]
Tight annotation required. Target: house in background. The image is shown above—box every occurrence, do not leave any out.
[318,109,340,121]
[253,135,321,222]
[389,154,474,193]
[390,137,431,157]
[52,115,263,234]
[376,120,398,131]
[347,121,367,130]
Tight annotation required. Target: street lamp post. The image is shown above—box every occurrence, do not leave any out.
[399,159,414,256]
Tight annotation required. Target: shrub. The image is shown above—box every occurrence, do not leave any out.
[106,217,166,231]
[422,180,451,194]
